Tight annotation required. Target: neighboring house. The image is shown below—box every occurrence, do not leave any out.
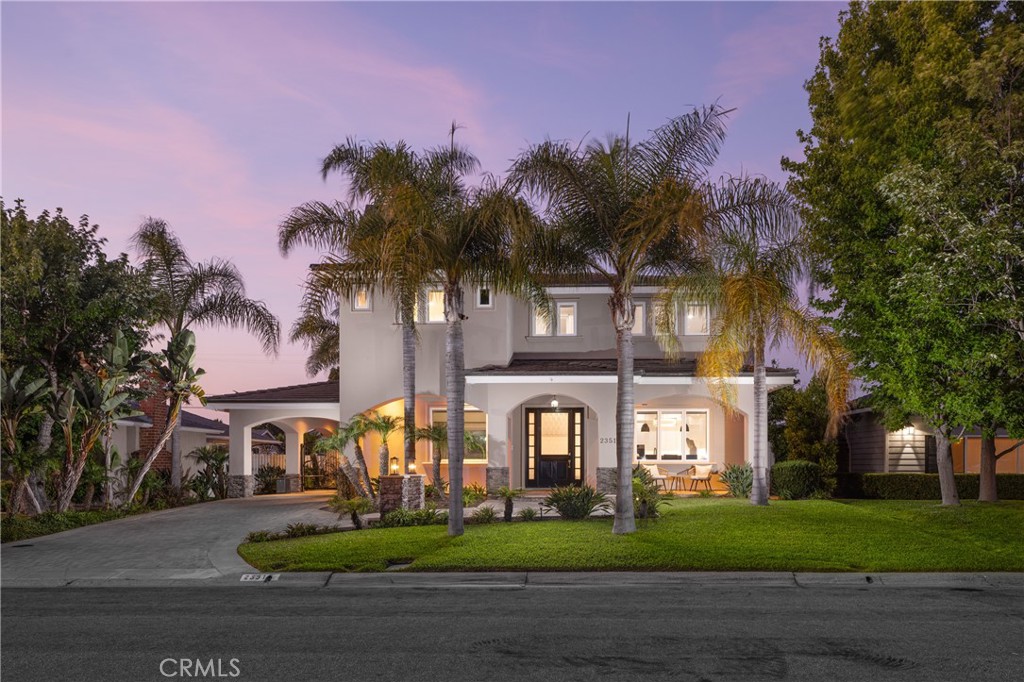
[839,402,1024,474]
[208,282,796,497]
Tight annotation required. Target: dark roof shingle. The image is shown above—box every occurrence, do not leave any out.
[467,353,797,377]
[206,380,339,404]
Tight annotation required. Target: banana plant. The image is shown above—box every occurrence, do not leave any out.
[0,366,51,513]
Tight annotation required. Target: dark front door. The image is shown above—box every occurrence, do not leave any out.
[525,408,584,488]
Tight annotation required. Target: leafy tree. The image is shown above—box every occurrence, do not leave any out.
[767,375,839,493]
[188,445,230,500]
[658,177,851,505]
[0,366,51,513]
[784,1,1023,505]
[1,199,152,508]
[510,107,730,533]
[132,219,279,491]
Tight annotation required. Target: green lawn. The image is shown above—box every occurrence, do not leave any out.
[237,498,1024,573]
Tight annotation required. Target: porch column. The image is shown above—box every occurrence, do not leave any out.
[592,396,618,494]
[485,409,510,495]
[227,420,253,498]
[284,430,304,493]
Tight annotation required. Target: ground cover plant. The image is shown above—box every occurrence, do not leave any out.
[238,498,1024,573]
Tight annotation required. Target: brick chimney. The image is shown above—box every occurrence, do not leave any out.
[138,392,172,472]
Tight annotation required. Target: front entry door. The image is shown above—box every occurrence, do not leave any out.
[525,408,584,488]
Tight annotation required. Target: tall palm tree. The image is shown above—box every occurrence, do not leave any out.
[657,176,852,505]
[509,106,730,534]
[366,412,403,479]
[132,219,280,490]
[313,424,372,500]
[280,140,475,474]
[415,424,489,502]
[289,295,339,378]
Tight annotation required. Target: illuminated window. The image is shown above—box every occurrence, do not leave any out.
[533,306,551,336]
[631,302,646,336]
[425,290,445,323]
[634,409,709,462]
[430,408,487,461]
[684,304,709,335]
[557,303,577,336]
[352,289,371,311]
[477,287,492,309]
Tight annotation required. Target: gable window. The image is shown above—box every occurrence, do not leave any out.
[557,302,577,336]
[532,306,551,336]
[631,302,646,336]
[477,287,493,309]
[683,304,709,335]
[352,289,371,311]
[425,289,445,323]
[429,408,487,462]
[633,409,709,462]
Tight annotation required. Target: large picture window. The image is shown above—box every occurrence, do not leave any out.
[633,409,709,462]
[429,408,487,461]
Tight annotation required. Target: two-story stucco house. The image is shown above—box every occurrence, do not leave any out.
[208,280,796,497]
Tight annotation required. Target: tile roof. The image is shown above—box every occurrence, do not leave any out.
[206,379,339,404]
[180,410,229,434]
[467,353,797,377]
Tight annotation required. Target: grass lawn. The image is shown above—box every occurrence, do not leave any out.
[238,498,1024,573]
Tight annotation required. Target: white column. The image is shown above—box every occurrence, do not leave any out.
[285,431,303,476]
[228,420,252,476]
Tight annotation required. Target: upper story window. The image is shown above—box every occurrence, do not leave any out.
[532,302,577,337]
[476,286,493,309]
[683,304,709,335]
[631,302,646,336]
[425,289,445,323]
[352,289,372,312]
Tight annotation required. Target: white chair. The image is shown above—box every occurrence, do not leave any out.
[687,464,714,491]
[642,463,669,492]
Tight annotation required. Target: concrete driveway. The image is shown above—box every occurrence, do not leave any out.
[1,491,337,587]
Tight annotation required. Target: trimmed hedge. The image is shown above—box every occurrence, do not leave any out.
[836,473,1024,500]
[771,460,823,499]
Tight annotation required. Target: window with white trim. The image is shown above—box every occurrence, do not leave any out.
[477,286,493,309]
[683,304,709,335]
[429,408,487,461]
[352,289,372,311]
[532,305,551,336]
[425,289,445,323]
[557,302,577,336]
[633,409,709,462]
[631,302,646,336]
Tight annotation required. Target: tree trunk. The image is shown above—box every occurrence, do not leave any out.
[935,427,960,506]
[82,483,96,510]
[750,345,769,506]
[979,433,997,503]
[123,402,179,505]
[445,284,466,537]
[432,449,446,502]
[504,497,513,523]
[379,439,390,479]
[353,440,374,501]
[103,429,114,508]
[402,314,417,474]
[611,299,637,534]
[338,459,368,499]
[170,410,183,491]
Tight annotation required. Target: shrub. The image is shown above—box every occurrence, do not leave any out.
[377,506,449,528]
[328,496,375,530]
[470,505,499,524]
[836,473,1024,500]
[284,523,322,538]
[771,460,823,499]
[541,484,611,520]
[244,530,274,543]
[632,465,665,519]
[255,465,286,495]
[1,509,130,543]
[697,489,715,498]
[462,482,487,507]
[516,507,538,522]
[719,463,753,499]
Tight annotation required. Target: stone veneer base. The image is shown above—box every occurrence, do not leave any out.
[227,474,254,498]
[283,474,302,493]
[486,467,509,496]
[379,475,425,517]
[596,467,617,494]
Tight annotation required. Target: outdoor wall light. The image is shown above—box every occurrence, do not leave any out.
[550,397,559,409]
[407,461,417,474]
[389,457,399,474]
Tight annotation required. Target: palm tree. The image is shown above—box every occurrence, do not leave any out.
[289,295,340,378]
[188,445,230,500]
[313,427,371,500]
[365,412,403,480]
[657,176,852,505]
[509,106,731,534]
[132,219,280,490]
[415,424,488,502]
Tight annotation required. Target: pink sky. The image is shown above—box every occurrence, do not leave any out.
[3,1,844,407]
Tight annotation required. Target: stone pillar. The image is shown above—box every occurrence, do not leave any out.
[284,430,304,493]
[227,420,253,497]
[378,475,405,518]
[402,474,425,510]
[596,467,617,494]
[486,467,509,496]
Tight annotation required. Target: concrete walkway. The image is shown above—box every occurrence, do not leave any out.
[1,491,337,586]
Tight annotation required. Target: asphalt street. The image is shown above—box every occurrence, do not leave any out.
[3,579,1021,682]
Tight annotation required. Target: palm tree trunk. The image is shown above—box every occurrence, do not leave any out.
[750,345,769,506]
[445,285,466,537]
[353,441,375,501]
[402,315,417,474]
[433,449,446,502]
[124,402,180,505]
[979,433,997,502]
[170,410,183,491]
[612,299,637,534]
[935,426,960,506]
[379,439,390,479]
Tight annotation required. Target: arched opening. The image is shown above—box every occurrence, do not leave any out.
[508,393,600,490]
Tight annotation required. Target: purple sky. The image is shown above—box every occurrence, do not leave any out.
[3,1,844,401]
